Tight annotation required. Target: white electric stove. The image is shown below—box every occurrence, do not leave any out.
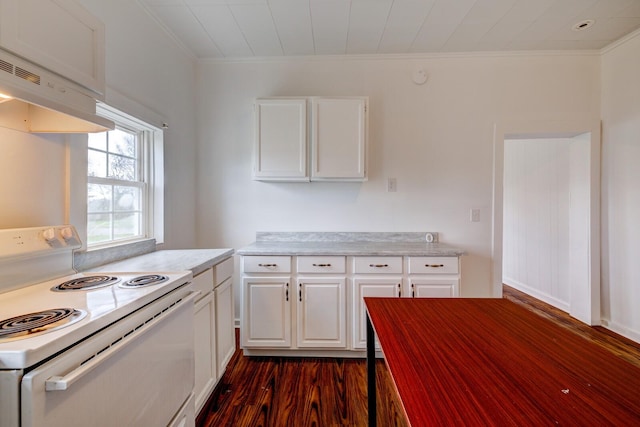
[0,226,197,427]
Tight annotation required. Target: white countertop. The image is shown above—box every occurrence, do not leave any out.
[91,249,234,276]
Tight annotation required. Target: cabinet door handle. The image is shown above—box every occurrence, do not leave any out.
[397,283,401,297]
[258,263,277,267]
[312,263,331,267]
[299,285,303,302]
[425,264,444,268]
[285,283,289,301]
[411,283,415,298]
[369,264,389,268]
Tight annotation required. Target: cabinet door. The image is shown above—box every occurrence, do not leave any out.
[215,277,235,379]
[297,278,346,348]
[242,277,291,348]
[410,277,460,298]
[0,0,105,95]
[254,99,307,181]
[194,292,216,414]
[311,97,367,181]
[352,278,402,349]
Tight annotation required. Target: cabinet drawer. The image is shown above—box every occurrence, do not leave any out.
[297,256,346,273]
[192,268,214,298]
[243,256,291,273]
[354,257,403,274]
[408,257,459,274]
[214,257,234,285]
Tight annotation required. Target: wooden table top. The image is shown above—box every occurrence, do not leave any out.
[364,298,640,426]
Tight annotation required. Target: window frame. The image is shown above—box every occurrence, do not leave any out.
[83,103,164,249]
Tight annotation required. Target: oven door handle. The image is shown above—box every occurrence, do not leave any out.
[44,291,200,392]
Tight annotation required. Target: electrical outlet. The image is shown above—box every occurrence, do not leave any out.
[387,178,397,192]
[470,209,480,222]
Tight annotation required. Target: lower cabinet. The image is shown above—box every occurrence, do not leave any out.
[241,254,460,355]
[352,277,401,349]
[408,256,460,298]
[215,276,235,376]
[297,277,346,348]
[193,269,216,414]
[242,276,291,348]
[193,257,235,415]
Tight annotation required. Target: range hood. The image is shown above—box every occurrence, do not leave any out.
[0,49,114,133]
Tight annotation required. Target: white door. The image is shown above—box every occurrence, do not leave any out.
[297,278,346,348]
[410,278,459,298]
[254,98,307,181]
[311,97,367,180]
[242,277,291,348]
[352,278,401,349]
[193,291,216,414]
[215,277,235,378]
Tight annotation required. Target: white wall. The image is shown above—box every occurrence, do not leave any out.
[195,53,601,305]
[503,138,572,310]
[0,1,198,249]
[601,31,640,341]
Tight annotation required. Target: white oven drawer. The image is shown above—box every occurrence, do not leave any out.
[297,256,346,273]
[243,256,291,273]
[21,287,196,427]
[408,257,459,274]
[354,256,403,274]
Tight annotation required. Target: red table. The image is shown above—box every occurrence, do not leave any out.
[364,298,640,426]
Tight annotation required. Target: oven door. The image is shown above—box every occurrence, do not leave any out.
[21,288,197,427]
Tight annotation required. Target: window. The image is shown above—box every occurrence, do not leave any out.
[86,104,163,247]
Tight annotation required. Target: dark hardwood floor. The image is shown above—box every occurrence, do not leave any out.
[197,287,640,426]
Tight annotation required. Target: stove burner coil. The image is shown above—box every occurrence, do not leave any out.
[0,308,86,340]
[52,275,120,291]
[120,274,169,288]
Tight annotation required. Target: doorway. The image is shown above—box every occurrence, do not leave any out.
[492,119,601,325]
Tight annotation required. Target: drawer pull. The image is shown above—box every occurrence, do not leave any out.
[425,264,445,268]
[369,264,389,268]
[258,263,277,267]
[312,263,332,267]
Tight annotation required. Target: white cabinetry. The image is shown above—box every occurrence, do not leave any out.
[297,256,347,348]
[253,97,368,182]
[241,253,461,356]
[253,99,307,181]
[242,276,291,347]
[192,257,235,415]
[192,269,216,414]
[311,97,367,181]
[408,257,460,298]
[352,256,403,349]
[242,255,292,348]
[214,257,235,379]
[0,0,105,96]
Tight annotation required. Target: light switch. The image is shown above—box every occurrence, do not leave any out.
[470,209,480,222]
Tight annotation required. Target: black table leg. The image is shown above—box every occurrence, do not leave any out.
[366,312,377,427]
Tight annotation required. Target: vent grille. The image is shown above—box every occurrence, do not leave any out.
[0,59,12,74]
[15,66,40,85]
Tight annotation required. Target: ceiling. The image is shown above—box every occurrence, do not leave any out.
[138,0,640,59]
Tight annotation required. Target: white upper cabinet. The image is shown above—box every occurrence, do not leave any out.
[0,0,106,97]
[254,98,308,181]
[253,96,368,182]
[311,97,367,181]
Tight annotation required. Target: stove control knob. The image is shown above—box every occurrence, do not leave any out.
[61,227,74,240]
[43,228,56,242]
